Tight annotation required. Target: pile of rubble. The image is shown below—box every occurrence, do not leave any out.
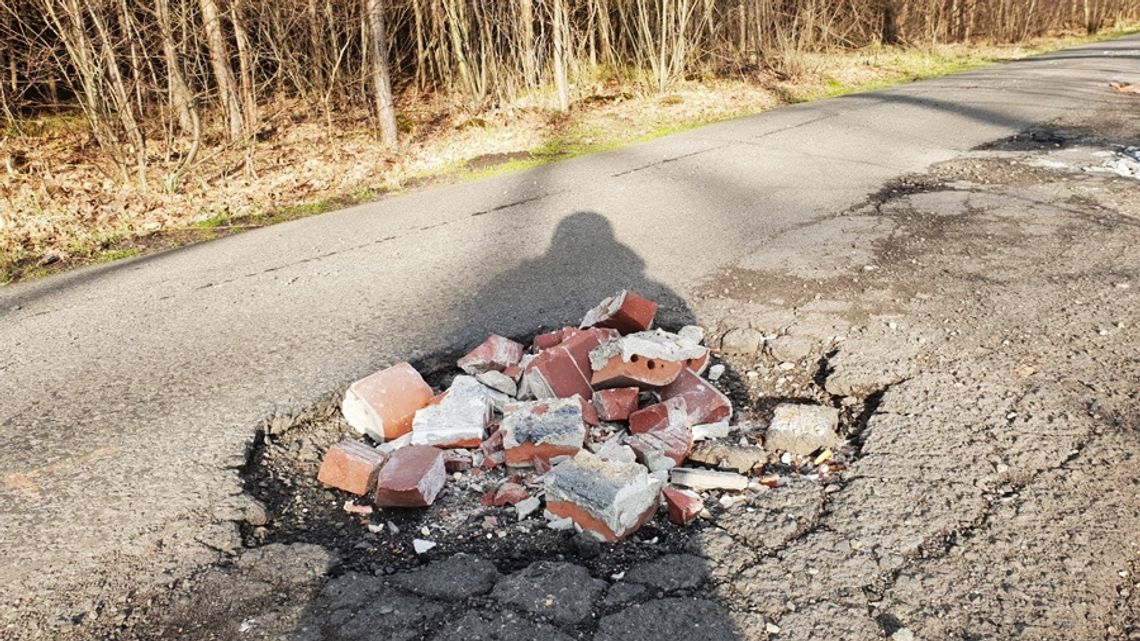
[317,290,844,543]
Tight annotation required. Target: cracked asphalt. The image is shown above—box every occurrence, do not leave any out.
[2,37,1140,641]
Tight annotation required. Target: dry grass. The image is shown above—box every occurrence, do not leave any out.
[1,27,1135,284]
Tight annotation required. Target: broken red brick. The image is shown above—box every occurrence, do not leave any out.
[657,368,732,426]
[317,439,386,496]
[592,387,641,421]
[577,395,600,426]
[662,486,703,525]
[580,290,659,335]
[457,335,524,375]
[544,452,662,542]
[626,412,693,472]
[522,328,618,400]
[533,326,581,351]
[490,482,529,506]
[629,397,688,433]
[442,448,473,473]
[590,353,685,389]
[342,362,435,442]
[374,445,447,508]
[480,429,506,469]
[686,352,710,376]
[501,398,586,467]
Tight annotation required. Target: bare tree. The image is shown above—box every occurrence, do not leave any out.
[364,0,398,147]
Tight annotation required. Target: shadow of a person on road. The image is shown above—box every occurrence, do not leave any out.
[449,210,695,350]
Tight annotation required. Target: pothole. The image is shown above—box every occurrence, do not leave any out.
[239,294,878,581]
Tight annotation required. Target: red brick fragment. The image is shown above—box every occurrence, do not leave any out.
[457,335,524,375]
[629,397,688,434]
[374,445,446,508]
[523,328,618,400]
[592,387,640,421]
[627,417,693,471]
[480,430,505,469]
[657,368,732,426]
[686,352,710,376]
[342,362,435,442]
[590,353,686,389]
[317,439,386,496]
[577,396,600,426]
[490,482,529,506]
[443,449,473,473]
[580,290,659,335]
[533,326,582,351]
[663,486,704,525]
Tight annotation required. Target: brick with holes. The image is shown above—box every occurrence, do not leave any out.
[589,330,708,389]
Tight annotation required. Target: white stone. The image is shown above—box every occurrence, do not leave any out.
[476,370,518,397]
[514,496,541,520]
[691,420,731,441]
[678,325,706,345]
[765,403,841,456]
[412,539,437,554]
[670,467,749,491]
[707,364,726,382]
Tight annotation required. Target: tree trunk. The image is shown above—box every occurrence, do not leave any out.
[364,0,398,147]
[552,0,569,111]
[198,0,245,141]
[156,0,195,133]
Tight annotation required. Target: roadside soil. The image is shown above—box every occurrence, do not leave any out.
[17,91,1138,641]
[2,29,1133,284]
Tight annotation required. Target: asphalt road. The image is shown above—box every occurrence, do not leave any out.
[2,34,1139,633]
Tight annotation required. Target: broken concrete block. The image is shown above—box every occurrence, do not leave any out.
[629,397,688,434]
[522,328,618,400]
[719,327,763,355]
[374,445,447,507]
[544,451,662,542]
[765,403,841,455]
[591,437,638,464]
[411,376,492,449]
[500,398,586,467]
[376,432,413,456]
[589,329,708,389]
[316,439,386,495]
[691,420,730,441]
[670,467,749,491]
[657,368,732,426]
[342,362,435,442]
[592,387,640,421]
[687,441,766,474]
[458,335,524,375]
[580,290,658,335]
[662,486,703,525]
[626,417,693,472]
[476,370,517,397]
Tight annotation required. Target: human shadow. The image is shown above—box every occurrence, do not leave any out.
[443,210,696,353]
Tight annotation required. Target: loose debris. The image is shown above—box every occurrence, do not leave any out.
[316,289,851,544]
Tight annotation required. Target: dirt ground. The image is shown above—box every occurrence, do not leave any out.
[18,99,1140,641]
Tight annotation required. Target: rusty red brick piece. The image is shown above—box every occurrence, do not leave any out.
[458,335,524,375]
[317,439,386,496]
[663,486,703,525]
[374,445,446,508]
[443,449,473,473]
[657,368,732,426]
[342,362,435,442]
[629,397,688,434]
[593,387,640,421]
[580,290,659,335]
[533,326,581,351]
[489,482,529,506]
